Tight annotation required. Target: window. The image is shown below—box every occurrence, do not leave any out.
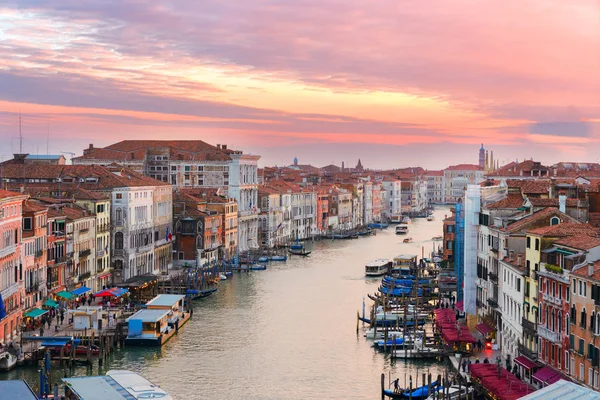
[565,351,570,374]
[23,217,32,230]
[580,338,585,355]
[115,232,123,250]
[550,216,560,226]
[116,193,122,199]
[582,308,587,329]
[535,239,540,250]
[116,209,122,221]
[580,363,584,382]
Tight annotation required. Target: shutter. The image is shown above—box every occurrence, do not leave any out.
[589,343,593,360]
[594,347,599,368]
[580,339,585,355]
[593,285,598,304]
[570,334,575,350]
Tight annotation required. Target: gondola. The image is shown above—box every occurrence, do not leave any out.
[186,287,218,300]
[288,249,311,256]
[383,381,439,399]
[249,264,267,271]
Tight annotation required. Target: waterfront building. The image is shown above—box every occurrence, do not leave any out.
[538,234,600,378]
[172,191,222,267]
[267,181,316,240]
[424,170,444,204]
[21,199,49,310]
[499,252,526,359]
[443,164,485,204]
[568,261,600,389]
[59,204,96,292]
[46,207,68,295]
[0,190,27,345]
[372,183,382,222]
[442,208,456,263]
[258,186,284,248]
[315,190,329,235]
[330,187,352,231]
[362,181,373,226]
[381,180,402,221]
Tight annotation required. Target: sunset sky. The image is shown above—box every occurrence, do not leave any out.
[1,0,599,169]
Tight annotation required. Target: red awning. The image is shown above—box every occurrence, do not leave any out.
[97,272,111,279]
[514,356,537,370]
[476,322,494,336]
[455,300,464,311]
[532,366,560,385]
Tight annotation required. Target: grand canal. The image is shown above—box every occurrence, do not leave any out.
[1,206,452,400]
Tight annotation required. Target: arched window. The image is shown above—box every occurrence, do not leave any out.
[197,222,204,233]
[596,312,600,335]
[115,232,124,250]
[196,236,203,249]
[591,311,596,333]
[558,311,562,333]
[175,221,181,233]
[581,307,587,329]
[550,216,560,226]
[566,314,570,336]
[571,304,577,325]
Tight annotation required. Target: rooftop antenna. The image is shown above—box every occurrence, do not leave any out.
[19,110,23,154]
[47,122,50,155]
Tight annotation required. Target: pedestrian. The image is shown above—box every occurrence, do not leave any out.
[484,357,489,364]
[477,339,482,351]
[53,382,59,399]
[393,378,400,393]
[39,326,44,337]
[475,358,480,364]
[461,359,467,372]
[60,313,64,325]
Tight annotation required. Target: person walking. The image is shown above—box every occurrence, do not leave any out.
[461,358,467,372]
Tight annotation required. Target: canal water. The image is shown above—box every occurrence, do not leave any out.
[1,206,453,400]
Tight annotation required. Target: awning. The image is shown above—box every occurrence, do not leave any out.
[533,366,561,385]
[476,322,494,336]
[43,299,59,308]
[97,272,111,279]
[514,355,537,370]
[94,287,129,298]
[455,300,464,312]
[542,247,557,254]
[56,291,73,300]
[23,308,48,318]
[71,286,91,296]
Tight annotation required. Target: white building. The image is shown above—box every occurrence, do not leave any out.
[381,180,402,220]
[444,165,485,203]
[499,254,525,359]
[363,181,374,226]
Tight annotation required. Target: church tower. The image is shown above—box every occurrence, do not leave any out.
[479,144,485,168]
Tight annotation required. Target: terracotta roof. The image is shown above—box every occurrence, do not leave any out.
[445,164,483,171]
[505,207,578,233]
[424,170,444,176]
[491,160,550,177]
[175,188,234,204]
[506,179,550,194]
[554,235,600,251]
[486,194,524,209]
[0,189,26,200]
[528,198,579,207]
[572,260,600,281]
[590,212,600,227]
[528,222,597,237]
[58,204,94,221]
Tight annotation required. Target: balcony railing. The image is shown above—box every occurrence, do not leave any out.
[97,224,110,233]
[0,282,19,299]
[78,272,91,281]
[538,325,561,343]
[522,317,537,333]
[518,343,538,360]
[35,250,44,258]
[539,263,569,284]
[542,292,563,307]
[79,228,89,234]
[79,249,91,258]
[476,300,484,309]
[0,245,17,259]
[487,299,499,309]
[488,272,498,282]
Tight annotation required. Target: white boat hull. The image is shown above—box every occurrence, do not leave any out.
[0,351,18,371]
[393,347,443,359]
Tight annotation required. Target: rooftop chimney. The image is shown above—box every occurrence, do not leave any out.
[222,144,227,150]
[89,143,94,149]
[216,144,221,149]
[559,194,566,213]
[589,262,595,277]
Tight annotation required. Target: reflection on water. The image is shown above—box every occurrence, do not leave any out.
[1,207,452,400]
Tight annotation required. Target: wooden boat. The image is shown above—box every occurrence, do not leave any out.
[403,237,413,243]
[0,351,18,371]
[248,264,267,271]
[431,236,443,241]
[426,215,435,221]
[289,248,311,256]
[290,240,304,250]
[270,255,287,261]
[383,381,439,399]
[187,287,218,300]
[425,386,473,400]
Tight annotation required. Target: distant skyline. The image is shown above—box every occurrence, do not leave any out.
[1,1,599,169]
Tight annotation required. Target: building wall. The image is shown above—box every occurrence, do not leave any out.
[499,260,525,359]
[22,207,48,310]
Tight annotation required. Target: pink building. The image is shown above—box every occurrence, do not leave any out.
[21,200,48,312]
[0,190,27,344]
[372,183,382,222]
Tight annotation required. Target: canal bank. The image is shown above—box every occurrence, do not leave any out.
[1,207,452,400]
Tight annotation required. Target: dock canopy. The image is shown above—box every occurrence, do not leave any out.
[71,286,91,296]
[23,308,48,318]
[514,356,537,370]
[63,376,137,400]
[43,298,59,308]
[476,322,494,336]
[56,291,73,300]
[518,379,600,400]
[0,380,38,400]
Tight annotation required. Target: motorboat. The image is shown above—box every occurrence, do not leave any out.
[431,236,443,241]
[364,328,404,340]
[426,215,435,221]
[395,224,408,235]
[219,274,227,280]
[258,256,269,263]
[365,259,392,277]
[270,255,287,262]
[248,264,267,271]
[186,287,218,300]
[402,216,412,224]
[403,237,413,243]
[289,248,311,256]
[392,338,443,359]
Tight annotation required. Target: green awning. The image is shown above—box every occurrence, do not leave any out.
[24,308,48,318]
[43,299,59,308]
[56,291,73,300]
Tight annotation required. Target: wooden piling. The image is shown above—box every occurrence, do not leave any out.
[380,373,385,400]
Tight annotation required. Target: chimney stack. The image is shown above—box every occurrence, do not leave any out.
[222,144,227,150]
[89,143,94,149]
[216,144,221,149]
[589,262,595,277]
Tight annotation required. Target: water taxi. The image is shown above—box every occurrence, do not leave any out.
[426,215,435,221]
[63,370,172,399]
[402,216,411,224]
[395,224,408,235]
[365,259,392,277]
[390,215,403,224]
[126,294,190,346]
[403,237,413,243]
[107,370,172,399]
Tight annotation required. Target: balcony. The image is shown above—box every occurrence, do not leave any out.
[538,325,561,343]
[488,272,498,283]
[79,249,91,258]
[79,228,89,234]
[0,244,17,259]
[78,272,91,281]
[35,250,44,258]
[0,282,19,299]
[476,300,485,309]
[518,343,538,360]
[522,317,537,334]
[542,292,563,307]
[539,263,569,284]
[487,298,499,309]
[97,224,110,233]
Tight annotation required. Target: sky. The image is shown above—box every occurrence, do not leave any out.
[0,0,599,169]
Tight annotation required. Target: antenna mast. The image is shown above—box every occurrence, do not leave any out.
[19,110,23,154]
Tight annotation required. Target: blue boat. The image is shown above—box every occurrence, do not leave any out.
[270,255,287,261]
[379,286,423,297]
[368,222,389,229]
[258,256,269,263]
[383,381,439,399]
[373,337,405,348]
[186,287,218,300]
[249,264,267,271]
[358,316,426,327]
